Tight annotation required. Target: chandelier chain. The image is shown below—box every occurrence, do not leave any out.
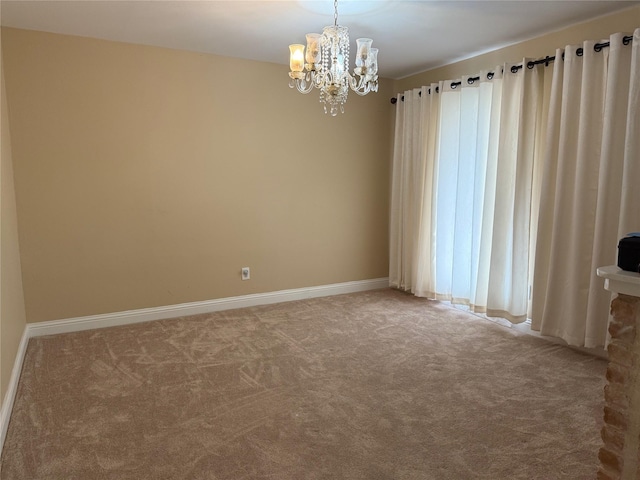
[334,0,338,26]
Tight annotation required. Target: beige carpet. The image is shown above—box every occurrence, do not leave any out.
[1,289,606,479]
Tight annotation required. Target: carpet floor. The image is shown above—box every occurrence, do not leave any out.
[0,289,606,479]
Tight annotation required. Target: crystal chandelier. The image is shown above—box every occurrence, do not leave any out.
[288,0,379,116]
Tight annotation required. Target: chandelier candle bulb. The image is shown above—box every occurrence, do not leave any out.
[355,38,372,69]
[289,44,305,72]
[305,33,321,65]
[367,48,379,77]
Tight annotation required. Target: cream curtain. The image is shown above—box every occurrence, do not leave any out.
[390,63,543,322]
[531,29,640,347]
[390,85,440,292]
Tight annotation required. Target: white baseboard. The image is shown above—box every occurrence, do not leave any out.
[0,327,29,451]
[0,277,388,455]
[27,277,389,337]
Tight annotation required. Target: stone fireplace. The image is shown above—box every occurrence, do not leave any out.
[597,266,640,480]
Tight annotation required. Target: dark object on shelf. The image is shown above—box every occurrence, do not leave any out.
[618,233,640,273]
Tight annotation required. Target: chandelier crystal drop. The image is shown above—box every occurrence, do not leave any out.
[288,0,379,116]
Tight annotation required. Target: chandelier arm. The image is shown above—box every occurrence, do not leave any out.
[294,77,317,94]
[289,70,319,94]
[348,74,373,96]
[350,84,372,96]
[351,89,370,96]
[348,73,362,90]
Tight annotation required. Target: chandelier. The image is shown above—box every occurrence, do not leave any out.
[288,0,379,116]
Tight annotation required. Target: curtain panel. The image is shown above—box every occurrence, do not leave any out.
[532,29,640,348]
[391,28,639,347]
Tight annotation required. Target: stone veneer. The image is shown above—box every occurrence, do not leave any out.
[597,266,640,480]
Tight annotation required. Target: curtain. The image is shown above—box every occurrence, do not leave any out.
[390,84,442,293]
[531,29,640,348]
[390,63,543,322]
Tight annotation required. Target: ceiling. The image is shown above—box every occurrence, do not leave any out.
[1,0,637,79]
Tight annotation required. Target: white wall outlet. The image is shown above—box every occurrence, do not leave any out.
[241,267,250,280]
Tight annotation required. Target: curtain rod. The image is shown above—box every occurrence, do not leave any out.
[390,35,633,104]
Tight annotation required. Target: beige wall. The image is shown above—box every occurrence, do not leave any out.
[395,5,640,92]
[1,48,27,400]
[1,28,393,323]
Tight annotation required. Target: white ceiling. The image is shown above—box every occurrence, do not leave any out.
[1,0,638,79]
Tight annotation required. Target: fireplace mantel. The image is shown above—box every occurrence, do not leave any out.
[598,265,640,297]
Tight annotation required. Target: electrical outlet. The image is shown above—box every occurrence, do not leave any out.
[241,267,250,280]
